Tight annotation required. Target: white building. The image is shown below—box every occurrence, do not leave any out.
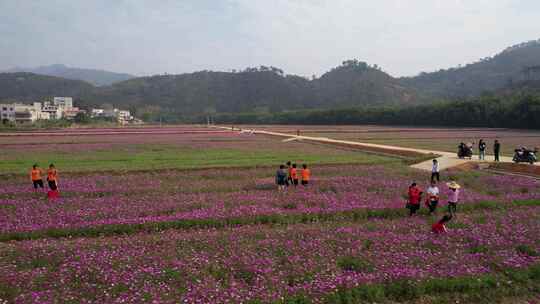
[1,97,79,124]
[91,107,135,124]
[91,108,104,117]
[117,110,133,124]
[103,108,119,118]
[42,102,63,120]
[64,107,82,120]
[0,104,16,123]
[53,97,73,110]
[14,103,48,124]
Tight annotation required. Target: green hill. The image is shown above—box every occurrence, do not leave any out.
[401,39,540,98]
[2,39,540,117]
[0,72,94,102]
[85,62,418,115]
[5,64,135,86]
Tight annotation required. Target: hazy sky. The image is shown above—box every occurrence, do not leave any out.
[1,0,539,77]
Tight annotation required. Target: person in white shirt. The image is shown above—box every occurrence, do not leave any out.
[426,180,440,215]
[431,159,440,182]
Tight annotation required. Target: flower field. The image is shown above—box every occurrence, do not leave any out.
[0,207,538,303]
[0,126,539,303]
[2,165,539,238]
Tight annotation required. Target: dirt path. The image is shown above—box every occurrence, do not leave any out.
[214,126,538,172]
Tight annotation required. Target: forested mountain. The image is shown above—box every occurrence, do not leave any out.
[0,72,94,102]
[1,39,540,118]
[313,60,418,108]
[401,39,540,98]
[87,61,419,115]
[5,64,134,86]
[90,68,315,114]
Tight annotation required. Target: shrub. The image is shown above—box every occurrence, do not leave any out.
[337,256,374,273]
[516,245,538,257]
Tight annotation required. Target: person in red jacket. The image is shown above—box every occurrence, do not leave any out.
[407,182,423,216]
[432,214,452,234]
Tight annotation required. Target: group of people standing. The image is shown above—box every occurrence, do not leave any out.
[30,164,59,194]
[275,161,311,190]
[407,180,460,217]
[470,139,502,161]
[410,160,463,234]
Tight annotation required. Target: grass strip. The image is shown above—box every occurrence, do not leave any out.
[277,263,540,304]
[1,199,539,242]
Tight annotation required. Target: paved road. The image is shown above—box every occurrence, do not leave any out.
[215,126,538,171]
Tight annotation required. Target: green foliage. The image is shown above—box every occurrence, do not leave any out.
[212,93,540,129]
[0,145,394,174]
[516,245,539,257]
[322,263,540,304]
[336,256,374,273]
[468,245,490,254]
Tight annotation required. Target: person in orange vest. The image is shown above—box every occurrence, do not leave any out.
[290,163,299,187]
[285,161,293,187]
[47,164,59,191]
[30,164,44,190]
[301,164,311,186]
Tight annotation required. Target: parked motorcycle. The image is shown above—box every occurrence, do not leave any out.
[457,143,473,159]
[513,147,538,164]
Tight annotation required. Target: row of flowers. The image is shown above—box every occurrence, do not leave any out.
[0,206,538,303]
[1,165,539,235]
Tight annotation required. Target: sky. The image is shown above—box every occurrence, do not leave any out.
[1,0,539,78]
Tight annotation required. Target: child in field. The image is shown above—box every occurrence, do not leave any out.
[431,159,440,182]
[301,164,310,186]
[47,164,59,191]
[290,164,299,187]
[30,164,44,190]
[425,180,440,215]
[446,181,460,216]
[286,161,292,186]
[432,214,452,234]
[276,165,287,191]
[407,182,423,216]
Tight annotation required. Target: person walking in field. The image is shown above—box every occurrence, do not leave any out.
[301,164,311,186]
[478,139,487,161]
[494,140,501,162]
[446,181,461,216]
[276,165,287,191]
[47,164,59,191]
[290,163,299,187]
[432,214,452,234]
[425,180,440,215]
[431,159,440,182]
[30,164,44,190]
[407,182,423,216]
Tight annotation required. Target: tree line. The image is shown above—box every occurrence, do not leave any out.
[204,94,540,129]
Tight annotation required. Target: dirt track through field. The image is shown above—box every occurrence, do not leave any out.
[213,126,539,172]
